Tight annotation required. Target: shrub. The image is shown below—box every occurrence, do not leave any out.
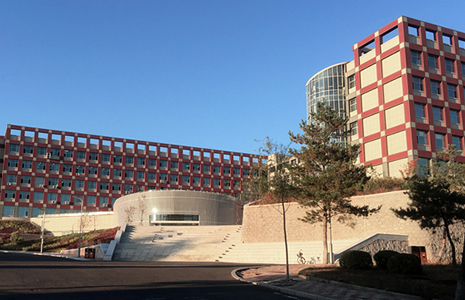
[387,253,422,275]
[374,250,399,269]
[339,250,373,269]
[10,231,24,243]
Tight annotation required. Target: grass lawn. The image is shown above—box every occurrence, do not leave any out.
[300,264,459,300]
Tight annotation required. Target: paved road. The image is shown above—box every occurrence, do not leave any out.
[0,253,304,300]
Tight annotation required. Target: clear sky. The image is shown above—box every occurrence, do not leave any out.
[2,0,465,154]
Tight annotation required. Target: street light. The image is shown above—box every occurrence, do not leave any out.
[72,195,84,258]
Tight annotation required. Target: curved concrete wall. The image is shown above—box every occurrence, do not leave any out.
[113,190,242,226]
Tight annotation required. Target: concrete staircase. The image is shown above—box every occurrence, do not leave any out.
[113,225,360,263]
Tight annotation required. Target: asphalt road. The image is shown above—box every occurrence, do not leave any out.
[0,253,303,300]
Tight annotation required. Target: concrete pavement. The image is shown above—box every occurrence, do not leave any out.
[232,264,423,300]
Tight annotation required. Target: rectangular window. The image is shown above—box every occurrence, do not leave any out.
[48,177,58,186]
[148,172,156,180]
[101,167,110,176]
[349,98,357,113]
[22,160,32,169]
[213,166,220,173]
[36,161,46,171]
[348,75,355,89]
[35,177,45,187]
[37,147,47,156]
[148,158,157,167]
[462,62,465,78]
[414,103,426,119]
[87,196,96,206]
[77,151,86,160]
[23,145,34,154]
[224,179,230,187]
[76,165,85,175]
[137,171,145,181]
[350,122,358,135]
[21,175,31,184]
[88,181,97,190]
[214,178,221,186]
[62,179,72,187]
[233,168,240,175]
[137,157,145,166]
[113,169,122,177]
[452,136,463,150]
[47,193,58,202]
[7,159,18,168]
[6,174,16,185]
[33,192,44,203]
[63,164,73,173]
[9,144,19,154]
[124,184,132,193]
[125,170,133,179]
[183,162,190,171]
[410,50,421,66]
[412,76,423,92]
[102,153,110,163]
[89,152,98,161]
[193,177,200,184]
[114,155,122,163]
[428,54,438,70]
[19,191,30,200]
[203,178,210,186]
[430,80,441,95]
[159,160,167,168]
[447,84,457,100]
[193,163,200,171]
[100,182,109,191]
[125,156,133,165]
[50,148,60,157]
[88,166,97,175]
[170,161,178,170]
[170,175,178,183]
[432,106,443,122]
[112,183,121,191]
[4,190,15,200]
[435,133,445,149]
[445,58,455,74]
[223,167,230,175]
[450,109,460,125]
[203,164,210,173]
[49,163,60,172]
[417,130,428,145]
[75,180,85,189]
[182,175,190,184]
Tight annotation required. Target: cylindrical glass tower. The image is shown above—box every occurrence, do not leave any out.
[306,63,347,122]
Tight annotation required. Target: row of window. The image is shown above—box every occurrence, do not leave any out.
[416,130,463,151]
[4,174,242,190]
[412,76,463,102]
[5,157,248,177]
[3,190,112,205]
[7,143,253,164]
[414,103,462,127]
[2,206,80,217]
[410,50,465,77]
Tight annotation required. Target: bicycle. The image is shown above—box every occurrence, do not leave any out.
[297,250,320,264]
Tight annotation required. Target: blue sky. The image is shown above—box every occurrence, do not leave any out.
[2,0,465,154]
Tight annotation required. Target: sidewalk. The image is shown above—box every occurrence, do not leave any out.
[232,264,422,300]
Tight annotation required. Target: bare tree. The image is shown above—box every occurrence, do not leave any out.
[124,206,137,224]
[138,194,148,225]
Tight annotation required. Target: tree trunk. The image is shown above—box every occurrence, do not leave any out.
[435,228,447,263]
[455,232,465,300]
[322,213,328,265]
[444,220,457,265]
[281,192,290,281]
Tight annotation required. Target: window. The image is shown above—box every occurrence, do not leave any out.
[18,207,28,217]
[6,174,16,185]
[223,167,230,175]
[49,163,60,172]
[432,106,443,123]
[350,122,358,135]
[452,136,463,150]
[125,156,133,165]
[88,181,97,190]
[113,169,122,177]
[102,153,110,163]
[47,193,57,202]
[124,184,132,193]
[203,178,210,186]
[428,54,438,70]
[450,109,460,125]
[23,145,33,154]
[35,177,45,187]
[148,172,156,180]
[445,58,455,74]
[19,191,30,201]
[417,130,428,145]
[63,149,73,158]
[159,160,167,168]
[100,182,109,191]
[124,170,133,179]
[233,168,240,175]
[3,206,14,216]
[4,190,14,200]
[100,196,109,206]
[170,161,178,170]
[89,152,98,161]
[170,175,178,183]
[48,178,58,186]
[183,162,190,171]
[62,179,72,188]
[37,147,47,156]
[50,148,60,156]
[22,160,32,170]
[75,180,85,189]
[114,155,122,163]
[348,75,355,89]
[203,164,210,173]
[224,179,230,188]
[193,163,200,171]
[214,178,221,186]
[349,98,357,113]
[148,158,156,167]
[182,176,190,184]
[430,80,441,95]
[412,76,423,92]
[87,196,96,206]
[77,151,86,160]
[193,177,200,184]
[100,167,109,176]
[63,164,73,173]
[88,166,97,175]
[137,157,145,166]
[410,50,421,67]
[415,103,426,119]
[112,183,121,191]
[9,144,19,154]
[36,162,46,171]
[160,173,167,183]
[408,25,419,36]
[435,133,446,149]
[447,84,457,100]
[213,166,220,173]
[462,62,465,78]
[33,192,44,203]
[137,171,145,181]
[20,175,31,184]
[76,165,85,175]
[426,30,436,41]
[7,159,18,168]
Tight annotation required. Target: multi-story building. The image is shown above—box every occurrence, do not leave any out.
[307,16,465,177]
[0,124,255,218]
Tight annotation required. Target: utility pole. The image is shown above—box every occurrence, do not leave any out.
[40,209,45,253]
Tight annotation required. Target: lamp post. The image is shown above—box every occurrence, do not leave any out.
[73,195,84,258]
[40,208,46,253]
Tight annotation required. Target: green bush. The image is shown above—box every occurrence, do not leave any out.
[10,231,23,243]
[374,250,399,269]
[339,250,373,269]
[387,253,422,275]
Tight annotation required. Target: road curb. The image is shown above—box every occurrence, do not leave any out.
[0,250,89,261]
[231,266,334,300]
